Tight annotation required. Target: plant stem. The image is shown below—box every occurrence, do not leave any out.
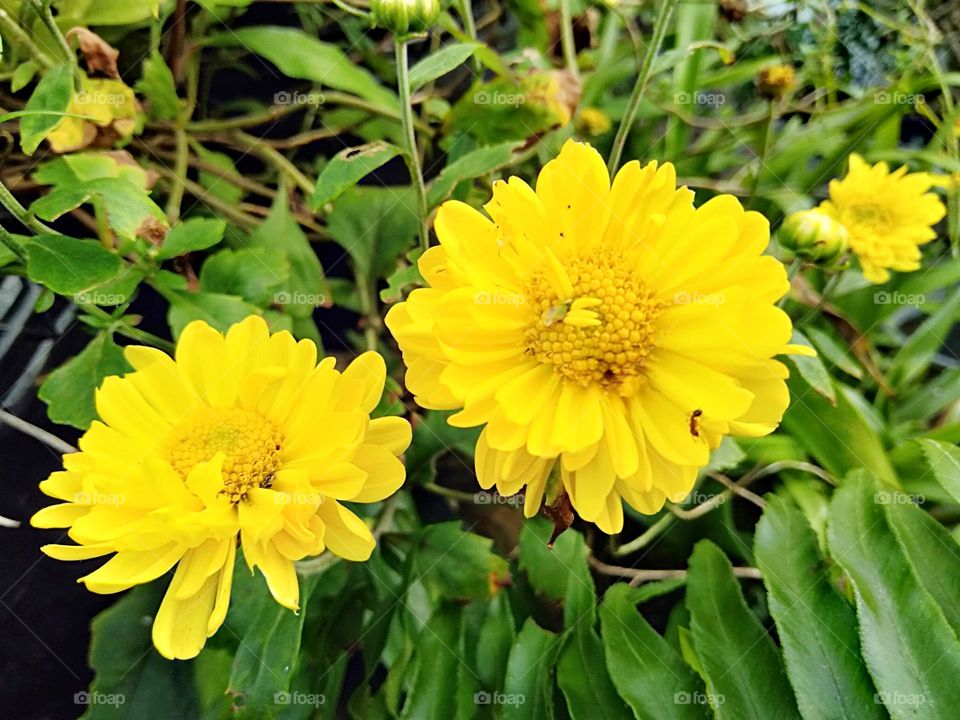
[558,0,579,82]
[30,0,74,66]
[607,0,677,176]
[0,177,53,234]
[0,408,77,454]
[613,513,674,556]
[0,225,26,260]
[232,131,315,196]
[589,557,761,586]
[748,101,777,207]
[166,128,189,223]
[0,9,55,68]
[395,38,431,252]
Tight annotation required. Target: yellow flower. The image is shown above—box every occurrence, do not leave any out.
[818,154,946,283]
[31,316,410,660]
[385,140,807,534]
[756,64,795,99]
[577,107,613,137]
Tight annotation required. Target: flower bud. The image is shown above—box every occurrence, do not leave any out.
[757,64,796,100]
[576,107,612,137]
[780,209,849,264]
[371,0,440,35]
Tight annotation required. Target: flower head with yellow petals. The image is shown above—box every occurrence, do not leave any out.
[818,154,945,283]
[31,316,411,660]
[386,140,808,534]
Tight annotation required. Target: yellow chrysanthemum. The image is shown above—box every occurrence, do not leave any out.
[31,316,410,660]
[818,154,945,283]
[385,140,808,534]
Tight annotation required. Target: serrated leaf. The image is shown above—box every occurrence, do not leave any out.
[380,257,423,304]
[166,291,262,337]
[199,247,290,307]
[755,495,883,720]
[135,50,183,121]
[400,604,469,720]
[686,540,800,719]
[247,191,328,318]
[518,519,594,629]
[310,142,403,210]
[82,583,200,720]
[31,178,167,238]
[557,622,630,720]
[918,440,960,504]
[219,27,397,110]
[20,64,73,154]
[415,522,508,601]
[39,333,131,429]
[599,584,710,720]
[787,330,836,404]
[827,472,960,719]
[157,218,226,259]
[408,43,480,91]
[502,620,561,720]
[25,235,122,295]
[426,141,521,208]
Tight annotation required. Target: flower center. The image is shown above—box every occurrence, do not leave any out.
[166,407,282,503]
[846,201,891,231]
[524,250,663,389]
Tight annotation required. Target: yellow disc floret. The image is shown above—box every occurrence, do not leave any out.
[524,250,663,389]
[167,407,282,502]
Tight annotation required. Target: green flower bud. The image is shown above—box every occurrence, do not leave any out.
[371,0,440,35]
[780,209,849,264]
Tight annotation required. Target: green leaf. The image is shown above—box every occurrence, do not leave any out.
[599,584,710,720]
[400,604,469,720]
[135,50,183,121]
[24,235,122,295]
[83,583,200,719]
[310,142,403,210]
[166,291,263,337]
[219,27,397,110]
[157,218,226,259]
[39,332,131,430]
[786,330,836,404]
[557,622,630,720]
[31,178,167,238]
[686,540,800,719]
[518,519,594,629]
[884,499,960,638]
[380,252,423,304]
[887,285,960,390]
[226,566,319,719]
[782,377,897,485]
[21,64,73,155]
[199,247,290,307]
[919,440,960,504]
[827,471,960,720]
[805,325,863,380]
[754,495,883,720]
[426,141,521,208]
[415,522,508,601]
[408,43,480,91]
[11,60,40,93]
[475,592,515,690]
[502,620,561,720]
[247,191,329,318]
[327,185,419,285]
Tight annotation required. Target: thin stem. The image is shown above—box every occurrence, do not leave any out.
[0,408,77,454]
[607,0,677,176]
[0,177,54,234]
[558,0,580,82]
[232,131,315,196]
[748,101,777,207]
[0,225,26,261]
[165,128,189,223]
[613,513,674,556]
[30,0,74,65]
[0,9,56,68]
[422,482,478,503]
[589,557,762,586]
[395,38,430,252]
